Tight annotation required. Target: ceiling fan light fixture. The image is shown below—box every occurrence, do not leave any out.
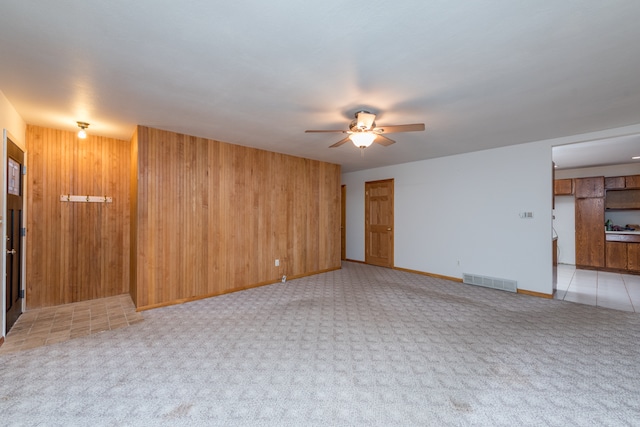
[349,132,376,148]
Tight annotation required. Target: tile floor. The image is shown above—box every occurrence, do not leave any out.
[555,264,640,312]
[0,294,143,355]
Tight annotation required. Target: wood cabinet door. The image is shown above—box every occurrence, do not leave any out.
[628,244,640,272]
[605,189,640,210]
[575,177,604,198]
[625,175,640,189]
[605,176,625,190]
[575,197,605,268]
[605,242,628,270]
[554,179,573,195]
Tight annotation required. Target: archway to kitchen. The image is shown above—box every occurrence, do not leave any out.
[552,133,640,312]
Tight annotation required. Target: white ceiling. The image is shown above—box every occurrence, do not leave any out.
[1,1,640,172]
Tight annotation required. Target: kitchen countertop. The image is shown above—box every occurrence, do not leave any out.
[606,230,640,235]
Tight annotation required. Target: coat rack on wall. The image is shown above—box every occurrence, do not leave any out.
[59,195,113,203]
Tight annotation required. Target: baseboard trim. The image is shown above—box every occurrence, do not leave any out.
[344,258,366,264]
[517,289,554,299]
[393,266,463,283]
[136,266,342,312]
[0,336,4,347]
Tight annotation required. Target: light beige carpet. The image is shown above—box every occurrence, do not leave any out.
[1,262,639,426]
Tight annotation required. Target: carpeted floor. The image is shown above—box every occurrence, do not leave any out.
[1,261,639,426]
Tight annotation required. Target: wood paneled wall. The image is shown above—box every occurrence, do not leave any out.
[129,128,139,307]
[26,125,130,308]
[132,126,341,310]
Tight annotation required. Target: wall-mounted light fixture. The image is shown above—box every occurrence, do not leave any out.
[77,121,89,139]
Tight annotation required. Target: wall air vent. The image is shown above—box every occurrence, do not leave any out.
[462,273,517,293]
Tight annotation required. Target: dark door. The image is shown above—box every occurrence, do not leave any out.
[365,179,394,268]
[6,137,24,333]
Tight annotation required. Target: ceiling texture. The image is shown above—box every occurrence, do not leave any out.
[1,0,640,172]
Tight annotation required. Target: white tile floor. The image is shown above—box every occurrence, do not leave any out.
[555,264,640,312]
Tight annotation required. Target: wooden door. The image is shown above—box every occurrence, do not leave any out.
[575,197,605,268]
[365,179,394,268]
[341,185,346,260]
[6,138,24,333]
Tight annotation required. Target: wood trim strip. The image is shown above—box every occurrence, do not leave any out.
[393,266,463,283]
[135,266,341,312]
[517,289,554,299]
[0,336,4,347]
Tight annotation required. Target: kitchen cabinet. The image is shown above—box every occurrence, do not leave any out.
[605,189,640,210]
[575,177,605,269]
[575,197,605,268]
[605,176,625,190]
[629,244,640,272]
[604,234,640,273]
[626,175,640,189]
[605,175,640,190]
[575,176,604,198]
[605,242,628,270]
[554,179,573,195]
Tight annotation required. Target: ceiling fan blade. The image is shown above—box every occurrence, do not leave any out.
[375,134,396,146]
[305,129,348,133]
[329,136,351,148]
[374,123,425,134]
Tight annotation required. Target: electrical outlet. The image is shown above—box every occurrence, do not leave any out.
[275,259,279,267]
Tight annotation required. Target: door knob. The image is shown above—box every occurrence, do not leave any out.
[387,227,392,231]
[7,249,16,255]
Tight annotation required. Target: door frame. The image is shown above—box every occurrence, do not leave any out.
[2,129,27,337]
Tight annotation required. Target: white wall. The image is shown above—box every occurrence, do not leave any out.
[343,140,554,295]
[0,90,26,149]
[1,90,26,338]
[553,196,575,264]
[343,123,640,296]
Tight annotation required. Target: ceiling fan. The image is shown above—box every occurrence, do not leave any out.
[305,110,425,151]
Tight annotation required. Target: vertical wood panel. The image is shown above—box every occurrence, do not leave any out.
[129,128,139,306]
[133,126,341,309]
[26,125,130,308]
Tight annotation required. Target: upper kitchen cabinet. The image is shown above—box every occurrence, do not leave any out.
[554,179,574,196]
[575,176,604,198]
[605,175,640,190]
[605,189,640,210]
[626,175,640,189]
[605,176,625,190]
[604,174,640,210]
